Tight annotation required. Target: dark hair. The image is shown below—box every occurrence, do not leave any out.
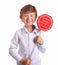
[20,4,37,19]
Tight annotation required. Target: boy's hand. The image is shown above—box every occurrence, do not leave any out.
[34,36,44,45]
[26,58,32,65]
[20,58,32,65]
[20,58,27,65]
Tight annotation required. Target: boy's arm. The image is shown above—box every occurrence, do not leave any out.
[34,35,46,53]
[9,32,23,61]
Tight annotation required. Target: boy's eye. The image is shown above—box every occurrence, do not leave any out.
[24,15,28,17]
[31,15,33,17]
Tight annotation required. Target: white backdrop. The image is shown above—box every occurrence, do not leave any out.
[0,0,58,65]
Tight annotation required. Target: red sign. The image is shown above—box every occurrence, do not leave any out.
[37,14,53,31]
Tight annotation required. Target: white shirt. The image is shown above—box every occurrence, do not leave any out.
[9,26,46,65]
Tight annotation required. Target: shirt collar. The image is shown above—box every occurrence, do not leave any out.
[23,25,38,34]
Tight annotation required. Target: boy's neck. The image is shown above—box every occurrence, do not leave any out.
[25,25,35,32]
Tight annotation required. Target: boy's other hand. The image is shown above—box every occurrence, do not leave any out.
[20,58,32,65]
[26,58,32,65]
[20,58,27,65]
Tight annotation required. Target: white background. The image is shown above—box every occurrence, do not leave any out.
[0,0,58,65]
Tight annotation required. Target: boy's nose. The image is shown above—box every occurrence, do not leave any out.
[27,16,31,20]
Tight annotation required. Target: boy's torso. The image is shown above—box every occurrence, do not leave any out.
[16,26,41,62]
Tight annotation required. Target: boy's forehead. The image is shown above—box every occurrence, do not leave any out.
[22,12,35,15]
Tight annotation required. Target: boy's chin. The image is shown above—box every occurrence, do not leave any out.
[27,24,33,27]
[25,25,33,27]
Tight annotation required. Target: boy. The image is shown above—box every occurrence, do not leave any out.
[9,4,46,65]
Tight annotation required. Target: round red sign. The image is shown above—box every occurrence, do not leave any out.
[37,14,53,31]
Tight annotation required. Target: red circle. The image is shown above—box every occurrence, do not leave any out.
[37,14,53,31]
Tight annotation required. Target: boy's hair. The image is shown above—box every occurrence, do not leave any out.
[20,4,37,19]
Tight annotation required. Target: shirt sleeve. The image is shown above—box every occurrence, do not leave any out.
[36,30,46,53]
[37,44,46,53]
[9,31,23,61]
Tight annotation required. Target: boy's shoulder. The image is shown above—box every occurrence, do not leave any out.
[35,27,44,35]
[35,27,41,33]
[16,27,24,34]
[33,25,41,33]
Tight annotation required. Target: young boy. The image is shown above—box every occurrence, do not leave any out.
[9,4,46,65]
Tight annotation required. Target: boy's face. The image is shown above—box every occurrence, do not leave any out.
[21,12,36,27]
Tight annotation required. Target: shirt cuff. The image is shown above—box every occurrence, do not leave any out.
[16,55,23,61]
[37,44,46,53]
